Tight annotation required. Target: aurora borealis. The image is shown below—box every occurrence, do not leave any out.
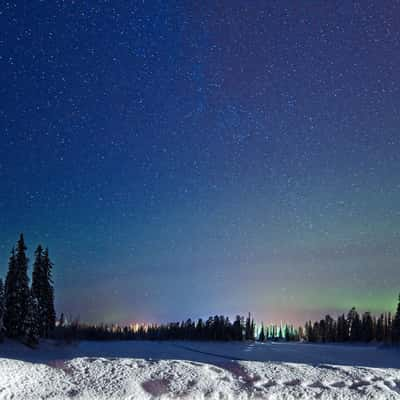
[0,1,399,325]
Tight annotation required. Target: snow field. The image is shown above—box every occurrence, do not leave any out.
[1,340,400,399]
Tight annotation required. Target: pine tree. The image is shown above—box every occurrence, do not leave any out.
[298,326,304,341]
[42,248,56,336]
[312,321,320,342]
[4,248,17,336]
[392,293,400,343]
[250,317,255,341]
[305,321,312,341]
[259,323,265,342]
[324,315,335,342]
[278,325,283,340]
[32,246,56,337]
[0,279,4,342]
[347,307,361,342]
[245,313,251,340]
[386,312,393,343]
[4,236,30,338]
[233,316,243,341]
[23,290,40,347]
[361,312,374,342]
[32,245,45,336]
[376,314,384,342]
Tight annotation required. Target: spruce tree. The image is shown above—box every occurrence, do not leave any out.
[259,323,265,342]
[376,314,384,342]
[245,313,254,340]
[195,318,204,340]
[15,235,31,335]
[0,279,4,342]
[347,307,361,342]
[32,245,45,336]
[361,312,374,342]
[233,316,243,340]
[392,293,400,343]
[311,322,320,342]
[250,318,255,341]
[4,236,30,338]
[305,321,312,341]
[4,248,17,336]
[23,290,40,347]
[278,325,283,340]
[386,312,392,343]
[384,313,389,342]
[245,313,250,340]
[32,246,56,337]
[42,248,56,336]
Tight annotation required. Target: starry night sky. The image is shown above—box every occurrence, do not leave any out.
[1,1,400,325]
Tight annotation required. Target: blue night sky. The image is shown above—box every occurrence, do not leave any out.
[1,1,399,325]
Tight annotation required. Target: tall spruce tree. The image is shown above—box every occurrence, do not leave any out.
[376,314,384,342]
[392,293,400,343]
[24,290,40,347]
[4,248,17,336]
[32,246,56,337]
[245,313,252,340]
[250,318,255,341]
[233,316,243,340]
[4,236,30,337]
[42,248,56,336]
[32,245,45,336]
[0,279,4,341]
[347,307,362,342]
[361,312,374,342]
[386,312,392,343]
[259,323,265,342]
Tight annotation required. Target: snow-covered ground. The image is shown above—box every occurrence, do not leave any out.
[1,340,400,399]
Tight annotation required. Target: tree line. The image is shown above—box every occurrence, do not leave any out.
[304,301,400,344]
[54,313,257,342]
[56,303,400,345]
[54,314,302,343]
[54,302,400,345]
[1,234,399,346]
[0,234,56,346]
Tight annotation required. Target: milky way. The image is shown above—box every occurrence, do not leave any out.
[1,1,399,325]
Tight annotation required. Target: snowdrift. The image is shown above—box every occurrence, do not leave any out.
[1,340,400,399]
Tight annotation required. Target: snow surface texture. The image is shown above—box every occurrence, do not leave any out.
[1,340,400,399]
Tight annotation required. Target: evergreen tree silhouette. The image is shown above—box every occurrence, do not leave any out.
[376,314,384,342]
[42,249,56,336]
[32,245,45,336]
[233,315,243,341]
[250,317,255,341]
[4,235,30,337]
[386,312,392,343]
[361,312,374,342]
[4,248,16,336]
[392,293,400,343]
[245,313,251,340]
[347,307,361,342]
[24,290,40,347]
[32,245,56,338]
[259,323,265,342]
[0,279,4,342]
[338,314,350,343]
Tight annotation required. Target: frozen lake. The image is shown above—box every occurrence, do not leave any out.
[1,340,400,399]
[1,339,399,368]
